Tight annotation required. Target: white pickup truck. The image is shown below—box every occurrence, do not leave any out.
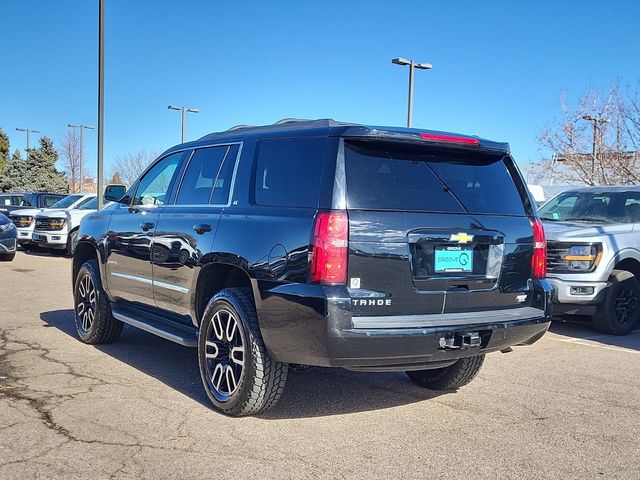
[32,196,100,256]
[9,194,94,250]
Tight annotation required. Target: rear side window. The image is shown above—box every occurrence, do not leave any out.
[345,142,526,215]
[255,138,325,208]
[175,145,234,205]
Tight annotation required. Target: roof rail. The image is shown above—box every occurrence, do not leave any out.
[226,124,253,131]
[273,118,313,125]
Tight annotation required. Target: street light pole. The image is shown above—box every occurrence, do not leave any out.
[97,0,105,210]
[392,57,432,128]
[68,124,96,192]
[15,127,40,156]
[168,105,199,143]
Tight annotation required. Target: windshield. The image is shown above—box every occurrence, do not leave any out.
[539,190,640,224]
[50,194,85,209]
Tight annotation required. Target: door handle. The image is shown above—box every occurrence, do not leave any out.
[140,222,155,232]
[193,223,213,234]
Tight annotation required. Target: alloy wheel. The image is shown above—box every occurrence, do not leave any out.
[204,309,245,401]
[614,284,639,326]
[76,274,96,332]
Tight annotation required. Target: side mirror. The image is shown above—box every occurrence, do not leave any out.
[104,184,128,204]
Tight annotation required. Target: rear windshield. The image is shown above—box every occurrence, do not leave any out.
[344,141,526,215]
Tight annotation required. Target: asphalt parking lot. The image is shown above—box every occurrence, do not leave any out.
[1,252,639,479]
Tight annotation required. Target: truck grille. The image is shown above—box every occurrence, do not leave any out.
[35,218,66,231]
[10,215,34,228]
[546,241,570,273]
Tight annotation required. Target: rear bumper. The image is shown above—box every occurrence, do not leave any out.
[31,231,68,248]
[258,279,553,369]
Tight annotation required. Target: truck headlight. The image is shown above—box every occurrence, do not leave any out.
[563,244,601,271]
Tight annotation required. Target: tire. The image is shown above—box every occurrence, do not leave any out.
[74,260,123,344]
[0,253,15,262]
[198,288,288,416]
[66,230,78,257]
[593,270,640,335]
[406,355,485,390]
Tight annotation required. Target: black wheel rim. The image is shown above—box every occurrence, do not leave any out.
[76,274,96,332]
[614,285,639,326]
[203,309,245,402]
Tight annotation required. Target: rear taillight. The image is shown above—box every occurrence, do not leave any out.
[420,132,480,145]
[531,218,546,279]
[310,211,348,284]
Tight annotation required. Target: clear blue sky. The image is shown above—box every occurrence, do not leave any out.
[1,0,639,177]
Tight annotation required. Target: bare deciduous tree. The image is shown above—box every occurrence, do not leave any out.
[60,129,81,192]
[529,82,640,186]
[107,151,158,187]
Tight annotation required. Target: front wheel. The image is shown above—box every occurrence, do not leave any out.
[593,270,640,335]
[406,355,485,390]
[74,260,123,344]
[198,288,288,416]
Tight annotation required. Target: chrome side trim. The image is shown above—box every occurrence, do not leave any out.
[153,279,189,294]
[111,272,189,294]
[352,307,545,329]
[110,272,153,285]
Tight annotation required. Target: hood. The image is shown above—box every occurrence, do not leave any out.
[9,208,42,217]
[543,220,634,241]
[37,209,69,219]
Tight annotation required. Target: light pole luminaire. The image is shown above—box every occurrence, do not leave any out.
[15,127,41,155]
[68,124,95,192]
[391,57,432,128]
[168,105,199,143]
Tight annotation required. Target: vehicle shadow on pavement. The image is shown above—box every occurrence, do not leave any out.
[40,309,446,418]
[549,318,640,351]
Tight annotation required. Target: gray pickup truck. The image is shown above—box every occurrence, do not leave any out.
[539,186,640,335]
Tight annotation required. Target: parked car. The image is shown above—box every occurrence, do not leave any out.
[32,195,99,256]
[9,194,95,250]
[0,212,17,261]
[0,192,65,216]
[539,186,640,335]
[72,119,552,416]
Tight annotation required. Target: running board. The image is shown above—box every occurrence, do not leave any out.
[112,310,198,347]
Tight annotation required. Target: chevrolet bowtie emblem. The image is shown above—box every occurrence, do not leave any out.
[450,232,474,244]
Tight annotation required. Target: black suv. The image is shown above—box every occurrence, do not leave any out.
[73,119,552,416]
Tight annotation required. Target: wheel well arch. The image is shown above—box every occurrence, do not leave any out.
[72,241,99,284]
[613,257,640,279]
[194,263,255,324]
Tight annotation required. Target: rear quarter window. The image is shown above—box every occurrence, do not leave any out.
[345,141,526,216]
[254,138,326,208]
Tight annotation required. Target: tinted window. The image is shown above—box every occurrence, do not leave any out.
[255,138,325,208]
[175,146,230,205]
[132,152,182,206]
[51,194,85,209]
[211,144,239,205]
[345,142,525,215]
[44,195,63,207]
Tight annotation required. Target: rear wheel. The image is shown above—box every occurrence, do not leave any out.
[593,270,640,335]
[406,355,485,390]
[198,288,288,416]
[74,260,123,344]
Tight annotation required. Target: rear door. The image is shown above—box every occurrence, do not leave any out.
[343,140,535,318]
[151,144,240,319]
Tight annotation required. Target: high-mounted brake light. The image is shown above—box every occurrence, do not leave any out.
[419,132,480,145]
[310,211,348,284]
[531,218,546,279]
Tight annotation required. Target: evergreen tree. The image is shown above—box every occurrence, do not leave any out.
[0,128,9,174]
[26,137,69,193]
[0,150,30,192]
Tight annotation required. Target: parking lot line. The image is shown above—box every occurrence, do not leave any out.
[545,334,640,355]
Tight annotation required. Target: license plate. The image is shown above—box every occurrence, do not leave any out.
[32,234,43,242]
[434,246,474,273]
